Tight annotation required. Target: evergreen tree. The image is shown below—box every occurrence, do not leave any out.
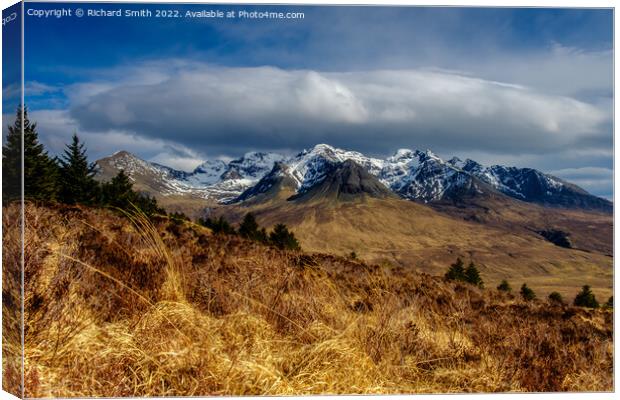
[100,170,163,217]
[573,285,599,308]
[238,213,269,243]
[101,170,134,208]
[444,258,466,282]
[256,227,269,243]
[239,213,260,239]
[134,193,164,217]
[464,262,484,288]
[269,224,300,250]
[497,280,512,292]
[3,106,58,202]
[548,292,564,305]
[604,296,613,309]
[57,134,99,205]
[198,216,235,235]
[520,283,536,301]
[169,211,189,225]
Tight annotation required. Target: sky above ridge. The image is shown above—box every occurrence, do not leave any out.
[3,3,614,198]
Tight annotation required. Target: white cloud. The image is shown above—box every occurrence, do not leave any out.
[26,109,206,171]
[66,63,609,158]
[150,152,205,172]
[465,45,612,100]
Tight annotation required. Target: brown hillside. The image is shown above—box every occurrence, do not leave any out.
[430,191,612,256]
[218,196,612,300]
[3,203,613,396]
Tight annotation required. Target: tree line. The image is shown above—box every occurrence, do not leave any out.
[2,106,162,214]
[445,257,612,309]
[198,213,301,251]
[3,106,302,251]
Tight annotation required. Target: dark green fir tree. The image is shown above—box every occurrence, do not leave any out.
[3,106,58,202]
[101,170,135,209]
[444,258,466,282]
[520,283,536,301]
[239,213,260,239]
[57,134,99,205]
[269,224,300,250]
[573,285,599,309]
[465,262,484,288]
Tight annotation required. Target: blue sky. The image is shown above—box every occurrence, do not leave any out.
[3,3,614,198]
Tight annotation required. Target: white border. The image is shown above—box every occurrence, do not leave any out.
[0,1,616,399]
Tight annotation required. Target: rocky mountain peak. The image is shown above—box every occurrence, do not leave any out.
[96,144,611,212]
[290,159,394,202]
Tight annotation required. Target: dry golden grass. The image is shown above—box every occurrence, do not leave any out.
[2,203,23,397]
[3,203,613,397]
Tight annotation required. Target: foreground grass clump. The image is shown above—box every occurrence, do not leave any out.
[5,203,613,396]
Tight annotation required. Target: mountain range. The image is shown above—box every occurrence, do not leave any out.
[96,144,612,212]
[95,144,612,298]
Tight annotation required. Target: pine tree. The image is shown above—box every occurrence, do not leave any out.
[57,134,99,204]
[269,224,300,250]
[497,280,512,292]
[3,106,58,202]
[520,283,536,301]
[604,296,613,309]
[198,216,235,235]
[101,170,134,208]
[134,193,164,217]
[2,108,22,202]
[573,285,599,308]
[100,170,163,217]
[444,258,466,282]
[548,291,564,305]
[256,227,268,243]
[239,213,260,239]
[464,262,484,288]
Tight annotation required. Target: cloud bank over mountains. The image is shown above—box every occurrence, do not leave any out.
[13,7,612,198]
[68,63,608,157]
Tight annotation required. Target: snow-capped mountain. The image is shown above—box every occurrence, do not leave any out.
[95,144,611,211]
[290,159,395,202]
[235,162,299,203]
[378,149,483,201]
[96,151,201,196]
[96,151,287,203]
[286,144,384,192]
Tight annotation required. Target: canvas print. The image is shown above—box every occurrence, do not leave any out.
[2,2,614,397]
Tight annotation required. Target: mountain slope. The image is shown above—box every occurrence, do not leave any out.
[95,151,287,216]
[96,151,194,196]
[218,193,612,299]
[456,160,612,211]
[235,162,298,204]
[289,160,396,202]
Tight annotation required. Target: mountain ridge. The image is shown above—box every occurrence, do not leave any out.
[95,143,612,212]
